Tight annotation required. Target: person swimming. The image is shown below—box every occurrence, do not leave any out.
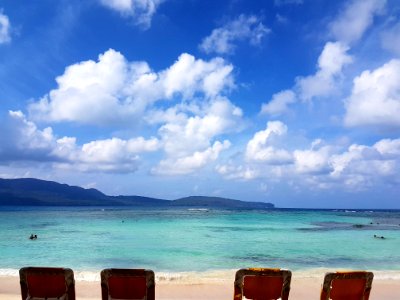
[29,234,37,240]
[374,234,385,239]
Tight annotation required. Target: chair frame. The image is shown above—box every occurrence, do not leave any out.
[19,267,75,300]
[320,271,374,300]
[101,268,155,300]
[233,268,292,300]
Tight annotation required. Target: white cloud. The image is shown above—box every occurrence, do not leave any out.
[153,140,230,175]
[25,49,240,175]
[29,50,234,126]
[199,15,270,55]
[245,121,292,164]
[61,136,160,173]
[330,0,386,44]
[381,22,400,56]
[161,53,234,99]
[294,141,334,174]
[213,118,400,191]
[261,89,296,116]
[259,42,352,114]
[216,163,259,180]
[329,139,400,188]
[99,0,163,29]
[150,97,242,175]
[330,144,379,177]
[374,139,400,156]
[296,42,352,101]
[0,10,11,44]
[0,111,160,173]
[269,136,400,188]
[0,111,57,162]
[261,0,384,116]
[80,137,159,163]
[344,59,400,128]
[158,98,241,156]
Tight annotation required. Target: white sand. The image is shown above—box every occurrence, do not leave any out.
[1,274,399,299]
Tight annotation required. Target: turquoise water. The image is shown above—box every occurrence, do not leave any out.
[0,207,399,279]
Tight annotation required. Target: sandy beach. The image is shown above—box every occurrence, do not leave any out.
[1,274,399,299]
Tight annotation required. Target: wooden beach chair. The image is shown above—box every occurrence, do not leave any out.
[19,267,75,300]
[320,271,374,300]
[101,268,155,300]
[233,268,292,300]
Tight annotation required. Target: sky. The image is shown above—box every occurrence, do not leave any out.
[0,0,399,208]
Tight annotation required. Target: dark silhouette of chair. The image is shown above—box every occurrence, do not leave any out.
[19,267,75,300]
[320,271,374,300]
[101,268,155,300]
[233,268,292,300]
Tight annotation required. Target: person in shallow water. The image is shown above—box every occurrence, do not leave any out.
[374,234,385,239]
[29,234,37,240]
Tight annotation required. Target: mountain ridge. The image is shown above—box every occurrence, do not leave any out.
[0,178,274,208]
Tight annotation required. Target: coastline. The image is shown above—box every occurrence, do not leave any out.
[2,268,400,282]
[2,270,399,300]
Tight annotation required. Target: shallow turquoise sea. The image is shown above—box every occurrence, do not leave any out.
[0,207,399,279]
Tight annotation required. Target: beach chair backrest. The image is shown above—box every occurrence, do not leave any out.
[19,267,75,300]
[101,268,155,300]
[320,271,374,300]
[234,268,292,300]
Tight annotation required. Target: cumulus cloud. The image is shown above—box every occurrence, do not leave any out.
[216,163,259,180]
[81,137,159,162]
[245,121,292,164]
[0,10,11,44]
[55,136,160,173]
[0,111,160,173]
[330,144,379,177]
[381,22,400,56]
[151,97,242,175]
[374,138,400,156]
[260,42,352,114]
[0,111,58,162]
[260,0,384,116]
[29,50,234,126]
[261,90,296,116]
[159,98,241,155]
[199,15,270,55]
[344,59,400,128]
[294,140,334,174]
[261,0,384,116]
[153,140,230,175]
[99,0,163,29]
[218,127,400,191]
[330,138,400,188]
[25,49,241,175]
[161,53,234,98]
[330,0,386,44]
[296,41,352,101]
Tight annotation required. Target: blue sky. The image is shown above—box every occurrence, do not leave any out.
[1,0,400,208]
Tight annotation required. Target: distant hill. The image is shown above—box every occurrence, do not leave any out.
[0,178,109,206]
[0,178,274,209]
[173,196,274,209]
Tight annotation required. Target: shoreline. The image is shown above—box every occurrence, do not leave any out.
[2,271,399,300]
[2,268,400,282]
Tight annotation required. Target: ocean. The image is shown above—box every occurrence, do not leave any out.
[0,207,399,281]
